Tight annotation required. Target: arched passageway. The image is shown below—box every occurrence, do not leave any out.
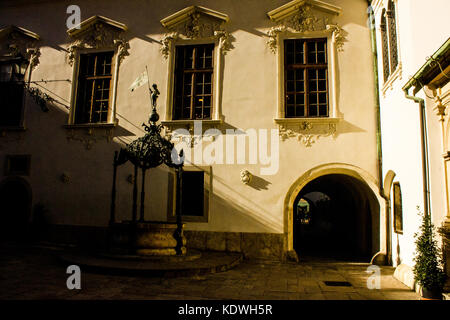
[293,174,380,262]
[0,177,32,241]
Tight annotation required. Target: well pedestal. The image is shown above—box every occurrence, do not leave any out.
[109,221,186,256]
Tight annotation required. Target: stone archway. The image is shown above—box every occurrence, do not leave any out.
[0,176,32,241]
[284,164,386,262]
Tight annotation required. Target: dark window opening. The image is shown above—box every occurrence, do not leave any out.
[284,38,328,118]
[181,171,204,217]
[0,58,28,127]
[75,51,113,124]
[393,182,403,234]
[173,44,214,120]
[5,155,31,176]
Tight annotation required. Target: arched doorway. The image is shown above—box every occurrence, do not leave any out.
[0,177,32,241]
[292,173,380,262]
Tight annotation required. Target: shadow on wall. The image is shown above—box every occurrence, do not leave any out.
[212,174,280,233]
[247,174,271,190]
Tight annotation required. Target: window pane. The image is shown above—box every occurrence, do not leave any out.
[318,80,327,91]
[284,38,328,118]
[307,42,317,63]
[309,105,318,116]
[295,93,304,105]
[287,70,294,80]
[75,52,113,124]
[286,81,294,92]
[296,105,305,117]
[286,105,295,117]
[295,81,304,92]
[319,104,328,116]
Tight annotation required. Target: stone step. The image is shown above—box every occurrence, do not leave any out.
[59,250,243,278]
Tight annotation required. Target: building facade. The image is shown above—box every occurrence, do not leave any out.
[2,0,448,290]
[371,0,450,290]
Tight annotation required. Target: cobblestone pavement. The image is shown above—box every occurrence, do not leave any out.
[0,244,420,300]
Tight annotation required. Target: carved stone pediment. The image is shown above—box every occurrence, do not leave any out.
[0,25,41,69]
[274,118,339,147]
[266,0,345,53]
[160,6,232,58]
[66,16,129,66]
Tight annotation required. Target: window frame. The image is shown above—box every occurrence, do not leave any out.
[392,181,403,234]
[167,165,211,223]
[276,31,338,120]
[284,38,330,118]
[173,43,215,120]
[164,38,222,123]
[68,48,119,126]
[0,57,29,129]
[376,0,402,94]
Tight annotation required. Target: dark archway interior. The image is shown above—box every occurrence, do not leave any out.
[0,178,32,241]
[293,174,380,262]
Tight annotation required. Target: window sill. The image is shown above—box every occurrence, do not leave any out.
[167,215,208,223]
[274,117,341,125]
[382,63,402,97]
[0,126,26,132]
[63,122,117,129]
[161,119,223,132]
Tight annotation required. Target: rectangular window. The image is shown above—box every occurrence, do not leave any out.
[181,171,204,217]
[0,59,27,127]
[5,155,31,176]
[167,167,210,223]
[173,44,214,120]
[284,38,328,118]
[393,182,403,234]
[74,51,113,124]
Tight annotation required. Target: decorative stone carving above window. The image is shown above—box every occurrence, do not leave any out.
[0,25,41,69]
[66,15,129,66]
[274,118,339,147]
[161,119,222,147]
[160,6,232,58]
[266,0,344,53]
[64,124,115,150]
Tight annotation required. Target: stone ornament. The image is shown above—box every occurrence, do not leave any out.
[240,169,253,185]
[279,121,337,147]
[0,25,41,70]
[60,173,70,183]
[160,6,232,59]
[66,16,129,66]
[266,0,345,53]
[65,127,114,150]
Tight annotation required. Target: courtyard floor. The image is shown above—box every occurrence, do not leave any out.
[0,242,420,300]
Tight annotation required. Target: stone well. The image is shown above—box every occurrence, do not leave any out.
[109,221,186,256]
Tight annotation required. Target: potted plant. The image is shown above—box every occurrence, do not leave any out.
[413,209,447,300]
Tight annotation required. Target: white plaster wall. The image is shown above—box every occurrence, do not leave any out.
[376,0,450,267]
[0,1,379,239]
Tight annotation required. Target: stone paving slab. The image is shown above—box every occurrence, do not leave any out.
[0,243,422,300]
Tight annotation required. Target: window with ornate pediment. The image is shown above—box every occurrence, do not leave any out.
[159,6,233,135]
[284,38,329,118]
[66,16,129,127]
[377,0,401,94]
[266,0,345,146]
[380,10,390,83]
[0,26,40,129]
[387,1,399,74]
